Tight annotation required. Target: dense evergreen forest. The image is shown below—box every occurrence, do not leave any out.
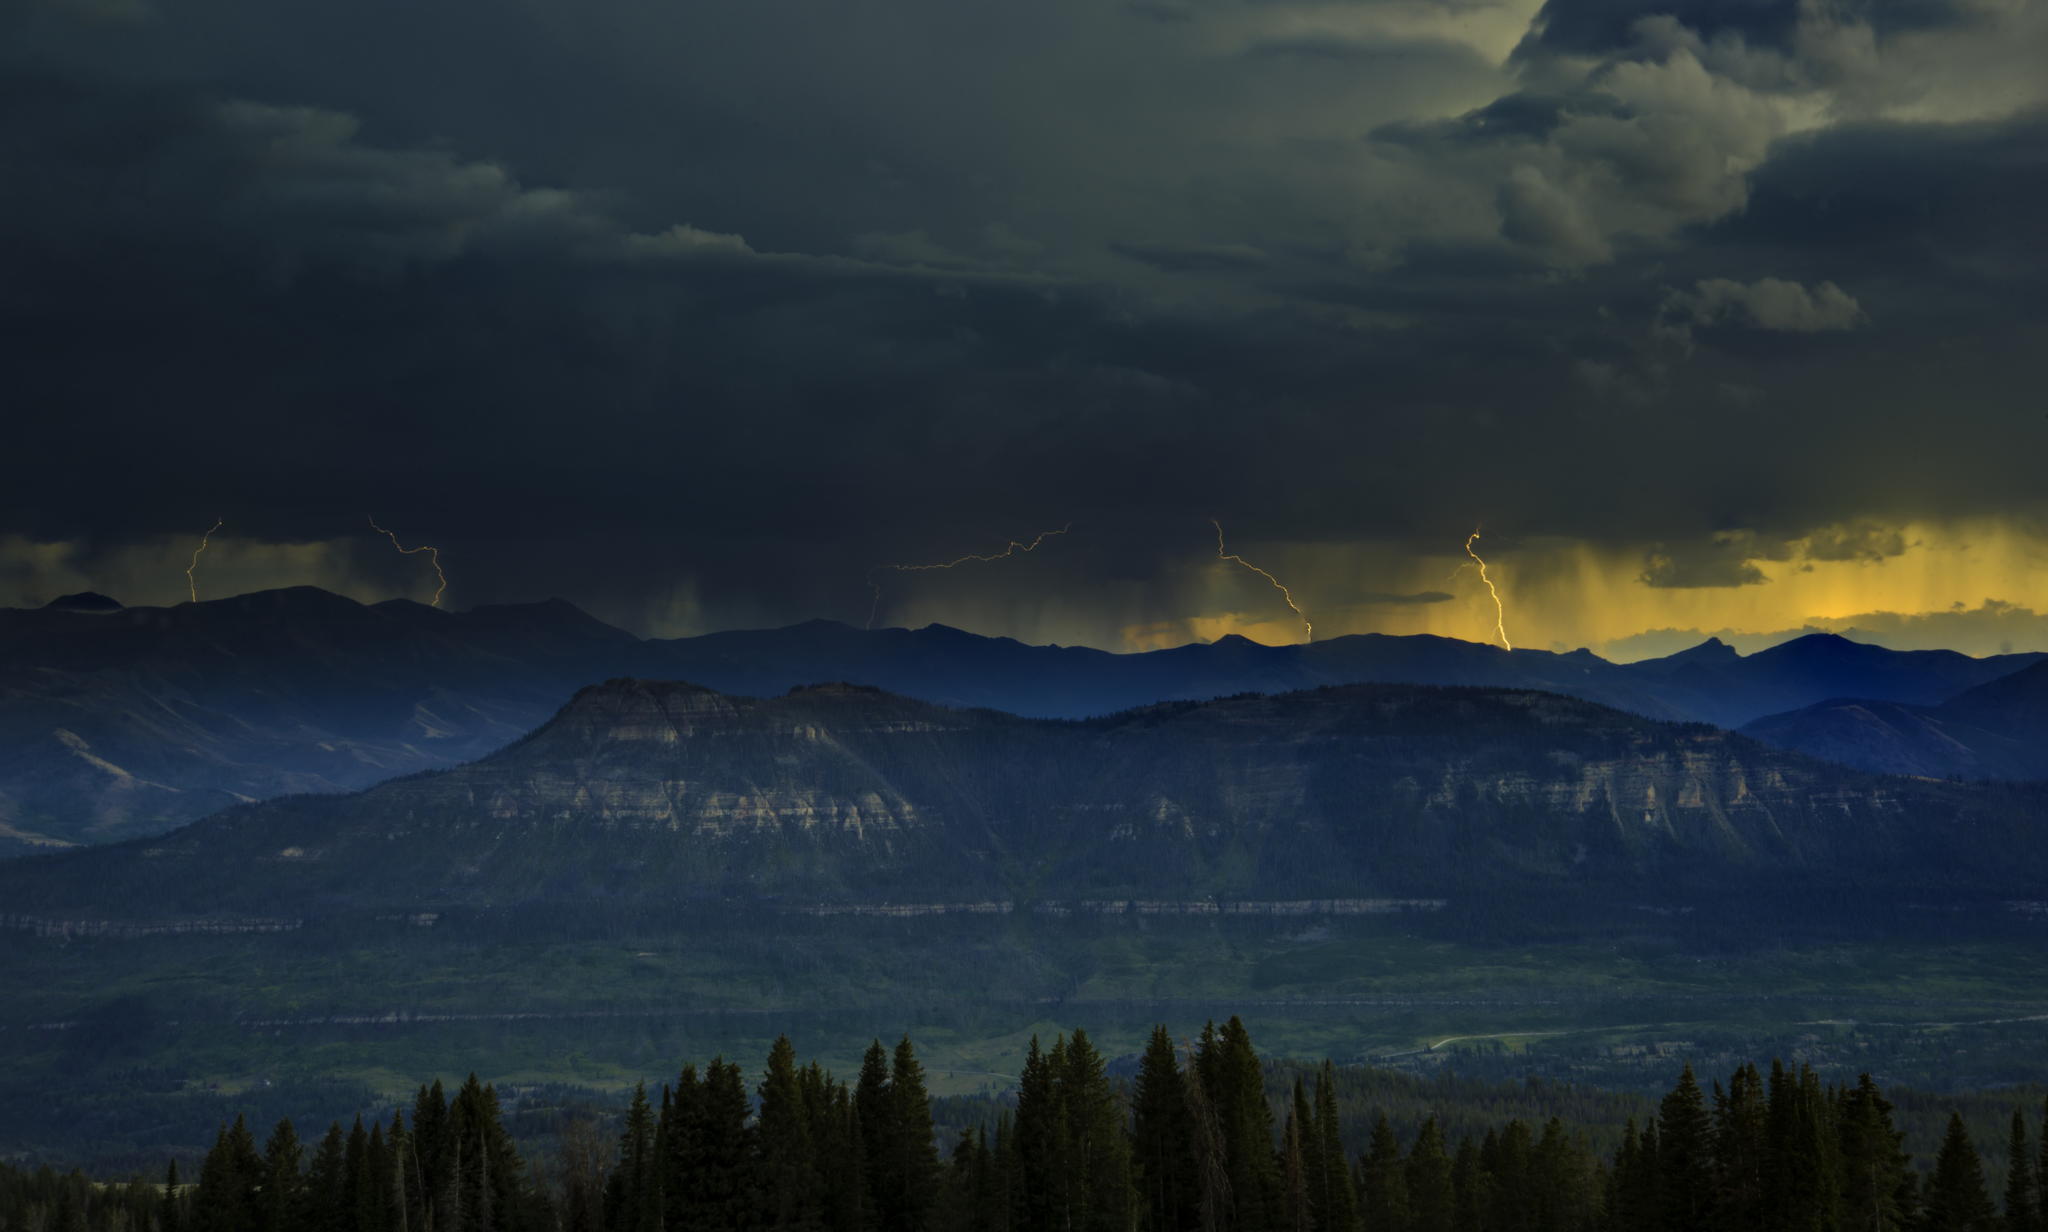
[5,1019,2043,1232]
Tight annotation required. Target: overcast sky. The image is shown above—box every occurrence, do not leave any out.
[4,0,2045,656]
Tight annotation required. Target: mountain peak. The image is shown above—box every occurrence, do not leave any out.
[915,622,988,642]
[1666,636,1740,665]
[1773,632,1861,653]
[197,585,366,615]
[43,591,123,614]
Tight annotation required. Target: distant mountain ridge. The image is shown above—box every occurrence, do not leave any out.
[1740,659,2048,780]
[2,587,2041,852]
[7,677,2042,926]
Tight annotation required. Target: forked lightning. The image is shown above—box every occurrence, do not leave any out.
[866,524,1072,629]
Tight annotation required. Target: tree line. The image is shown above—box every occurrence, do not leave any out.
[5,1017,2045,1232]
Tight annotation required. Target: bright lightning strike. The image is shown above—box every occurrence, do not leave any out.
[1211,519,1311,644]
[368,516,448,607]
[866,524,1072,630]
[1464,529,1511,651]
[185,517,223,603]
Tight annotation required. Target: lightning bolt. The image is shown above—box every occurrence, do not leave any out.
[1464,528,1511,650]
[368,516,448,607]
[185,517,223,603]
[865,524,1072,630]
[1211,518,1311,643]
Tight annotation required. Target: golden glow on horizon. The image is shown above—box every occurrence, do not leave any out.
[1212,518,1312,644]
[1463,528,1511,650]
[867,523,1072,629]
[367,516,448,607]
[9,516,2048,659]
[185,517,223,603]
[1110,519,2048,658]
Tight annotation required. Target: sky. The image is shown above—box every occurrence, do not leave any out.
[3,0,2045,659]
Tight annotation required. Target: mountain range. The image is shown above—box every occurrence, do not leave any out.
[3,586,2042,853]
[5,676,2042,930]
[1740,659,2048,781]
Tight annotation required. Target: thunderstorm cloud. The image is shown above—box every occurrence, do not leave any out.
[2,0,2045,650]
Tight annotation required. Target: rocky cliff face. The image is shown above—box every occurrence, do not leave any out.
[4,679,2036,924]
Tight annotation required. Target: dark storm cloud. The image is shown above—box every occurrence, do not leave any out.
[1110,241,1271,274]
[2,0,2045,638]
[1801,522,1911,563]
[1514,0,1985,60]
[1638,534,1779,589]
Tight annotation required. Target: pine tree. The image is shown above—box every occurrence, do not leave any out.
[387,1105,411,1227]
[1280,1096,1314,1232]
[1923,1113,1997,1232]
[1836,1075,1909,1232]
[1405,1118,1453,1232]
[1012,1036,1067,1232]
[259,1120,304,1232]
[1132,1026,1197,1232]
[308,1124,350,1232]
[1657,1066,1715,1232]
[1450,1137,1488,1232]
[1712,1065,1765,1231]
[2038,1100,2048,1232]
[1286,1072,1318,1227]
[807,1066,866,1232]
[605,1082,660,1232]
[443,1075,524,1232]
[407,1087,443,1232]
[888,1037,942,1232]
[1180,1042,1230,1232]
[1360,1116,1408,1232]
[1794,1066,1842,1232]
[165,1158,186,1232]
[684,1059,760,1232]
[1203,1018,1280,1232]
[192,1116,264,1232]
[937,1129,992,1232]
[361,1124,391,1232]
[343,1117,371,1232]
[1527,1118,1583,1232]
[1483,1120,1530,1232]
[661,1066,702,1232]
[1061,1030,1134,1232]
[1311,1063,1359,1232]
[1609,1120,1657,1232]
[2005,1111,2038,1232]
[857,1043,896,1230]
[759,1037,822,1232]
[989,1112,1017,1232]
[438,1135,464,1232]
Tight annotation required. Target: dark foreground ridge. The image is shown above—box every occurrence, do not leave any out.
[4,676,2042,926]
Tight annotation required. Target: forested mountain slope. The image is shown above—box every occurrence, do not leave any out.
[1743,659,2048,781]
[4,679,2039,924]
